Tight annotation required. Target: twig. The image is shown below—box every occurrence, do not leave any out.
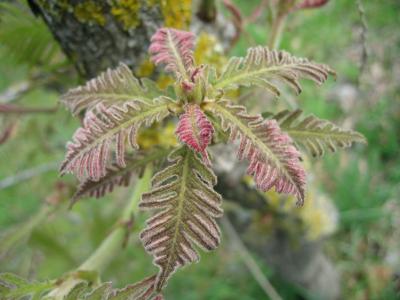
[222,0,243,50]
[0,162,59,190]
[0,81,31,103]
[244,0,269,25]
[356,0,368,86]
[0,103,58,114]
[222,217,283,300]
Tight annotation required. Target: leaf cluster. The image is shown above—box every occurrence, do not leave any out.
[59,27,365,297]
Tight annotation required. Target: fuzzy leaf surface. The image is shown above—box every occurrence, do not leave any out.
[207,100,306,205]
[271,109,366,157]
[149,28,195,77]
[139,146,223,291]
[175,104,214,164]
[72,147,170,205]
[62,63,163,115]
[60,99,172,181]
[214,46,334,95]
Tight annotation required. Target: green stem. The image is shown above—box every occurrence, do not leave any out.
[268,14,287,49]
[78,164,153,272]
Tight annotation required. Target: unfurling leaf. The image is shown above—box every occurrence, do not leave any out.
[149,28,195,77]
[271,109,366,157]
[139,146,223,291]
[175,104,214,164]
[62,63,163,115]
[207,100,306,205]
[60,99,172,181]
[71,148,170,205]
[214,46,334,95]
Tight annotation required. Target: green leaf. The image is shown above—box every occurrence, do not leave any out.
[84,283,111,300]
[271,109,367,157]
[0,2,61,67]
[61,63,165,116]
[0,273,53,300]
[65,282,88,300]
[214,46,334,95]
[139,146,223,291]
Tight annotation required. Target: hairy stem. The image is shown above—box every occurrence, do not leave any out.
[78,164,153,272]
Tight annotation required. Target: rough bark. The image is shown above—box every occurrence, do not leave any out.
[30,0,164,78]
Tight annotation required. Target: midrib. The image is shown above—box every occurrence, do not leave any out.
[215,65,291,89]
[164,151,189,273]
[215,103,299,191]
[71,105,167,163]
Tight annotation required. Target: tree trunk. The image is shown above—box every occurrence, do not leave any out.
[29,0,189,78]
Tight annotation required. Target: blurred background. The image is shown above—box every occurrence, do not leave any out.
[0,0,399,299]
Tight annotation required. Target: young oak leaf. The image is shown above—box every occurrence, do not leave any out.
[214,46,334,96]
[206,100,306,205]
[149,28,195,77]
[62,63,163,116]
[175,104,214,164]
[60,99,172,182]
[139,146,223,291]
[272,109,367,157]
[71,148,170,206]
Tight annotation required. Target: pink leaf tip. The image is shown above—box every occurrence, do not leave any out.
[149,28,195,75]
[175,104,214,164]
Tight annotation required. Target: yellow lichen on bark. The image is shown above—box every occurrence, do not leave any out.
[111,0,141,29]
[74,1,106,25]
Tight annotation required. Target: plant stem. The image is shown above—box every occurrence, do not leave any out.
[78,164,153,272]
[222,217,283,300]
[268,14,287,49]
[47,165,153,299]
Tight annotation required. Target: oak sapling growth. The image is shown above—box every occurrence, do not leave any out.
[60,27,365,297]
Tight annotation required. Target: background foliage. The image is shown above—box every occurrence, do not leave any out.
[0,0,399,299]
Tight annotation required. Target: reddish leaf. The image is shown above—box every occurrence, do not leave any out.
[175,104,214,164]
[149,28,195,76]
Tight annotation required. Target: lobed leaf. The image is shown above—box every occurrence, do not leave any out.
[271,109,366,157]
[60,98,172,181]
[206,100,306,205]
[71,147,170,205]
[62,63,163,115]
[139,146,223,291]
[149,28,195,77]
[175,104,214,164]
[214,46,334,95]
